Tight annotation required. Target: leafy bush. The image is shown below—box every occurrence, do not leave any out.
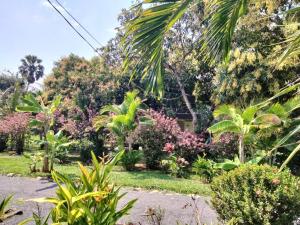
[192,156,216,182]
[137,110,206,169]
[69,138,106,163]
[24,152,44,173]
[75,139,96,163]
[211,164,300,225]
[121,150,143,171]
[22,151,136,225]
[161,155,189,178]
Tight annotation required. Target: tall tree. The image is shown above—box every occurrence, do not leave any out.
[18,55,44,91]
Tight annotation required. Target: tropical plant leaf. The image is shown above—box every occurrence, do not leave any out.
[124,0,194,97]
[208,120,240,134]
[242,106,258,123]
[201,0,249,63]
[213,104,238,118]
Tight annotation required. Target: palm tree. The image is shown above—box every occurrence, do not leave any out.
[208,104,281,163]
[124,0,300,95]
[18,55,44,91]
[94,90,151,151]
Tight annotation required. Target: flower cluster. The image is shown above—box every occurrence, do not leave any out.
[163,143,175,154]
[0,112,30,135]
[142,110,206,163]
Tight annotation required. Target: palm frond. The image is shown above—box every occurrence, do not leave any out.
[278,29,300,66]
[278,6,300,65]
[201,0,249,63]
[123,0,194,97]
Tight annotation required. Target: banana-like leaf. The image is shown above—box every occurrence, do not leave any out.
[270,124,300,154]
[213,104,238,118]
[253,114,282,127]
[242,105,258,124]
[208,120,240,134]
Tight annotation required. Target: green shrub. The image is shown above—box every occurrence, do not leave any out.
[161,155,189,178]
[70,138,106,163]
[192,156,216,182]
[137,128,167,169]
[211,164,300,225]
[121,150,142,171]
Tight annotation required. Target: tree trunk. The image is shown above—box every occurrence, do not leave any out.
[42,156,50,173]
[239,135,245,163]
[173,71,198,132]
[42,133,50,173]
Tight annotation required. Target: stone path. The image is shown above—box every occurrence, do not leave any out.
[0,175,218,225]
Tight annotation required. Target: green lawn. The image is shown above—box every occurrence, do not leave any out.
[0,153,211,196]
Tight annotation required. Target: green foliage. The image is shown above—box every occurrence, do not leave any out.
[24,152,44,173]
[43,54,121,111]
[0,195,13,221]
[42,130,72,167]
[161,155,189,178]
[120,150,143,171]
[24,151,136,225]
[19,212,51,225]
[214,153,265,172]
[137,127,166,169]
[94,90,151,152]
[211,164,300,225]
[192,156,216,182]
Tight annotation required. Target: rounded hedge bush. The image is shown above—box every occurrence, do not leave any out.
[211,164,300,225]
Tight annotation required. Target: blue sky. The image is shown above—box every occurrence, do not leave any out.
[0,0,132,75]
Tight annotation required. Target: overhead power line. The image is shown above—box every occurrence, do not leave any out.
[53,0,103,47]
[47,0,100,55]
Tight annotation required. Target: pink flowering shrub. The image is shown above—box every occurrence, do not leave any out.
[136,110,206,169]
[0,112,30,154]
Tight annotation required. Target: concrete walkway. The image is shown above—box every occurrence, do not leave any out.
[0,175,218,225]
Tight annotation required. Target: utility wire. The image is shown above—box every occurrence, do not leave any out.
[53,0,103,47]
[47,0,100,55]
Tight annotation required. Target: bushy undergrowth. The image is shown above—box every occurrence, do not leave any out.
[211,164,300,225]
[121,150,143,171]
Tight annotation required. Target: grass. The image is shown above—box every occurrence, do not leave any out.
[0,153,211,196]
